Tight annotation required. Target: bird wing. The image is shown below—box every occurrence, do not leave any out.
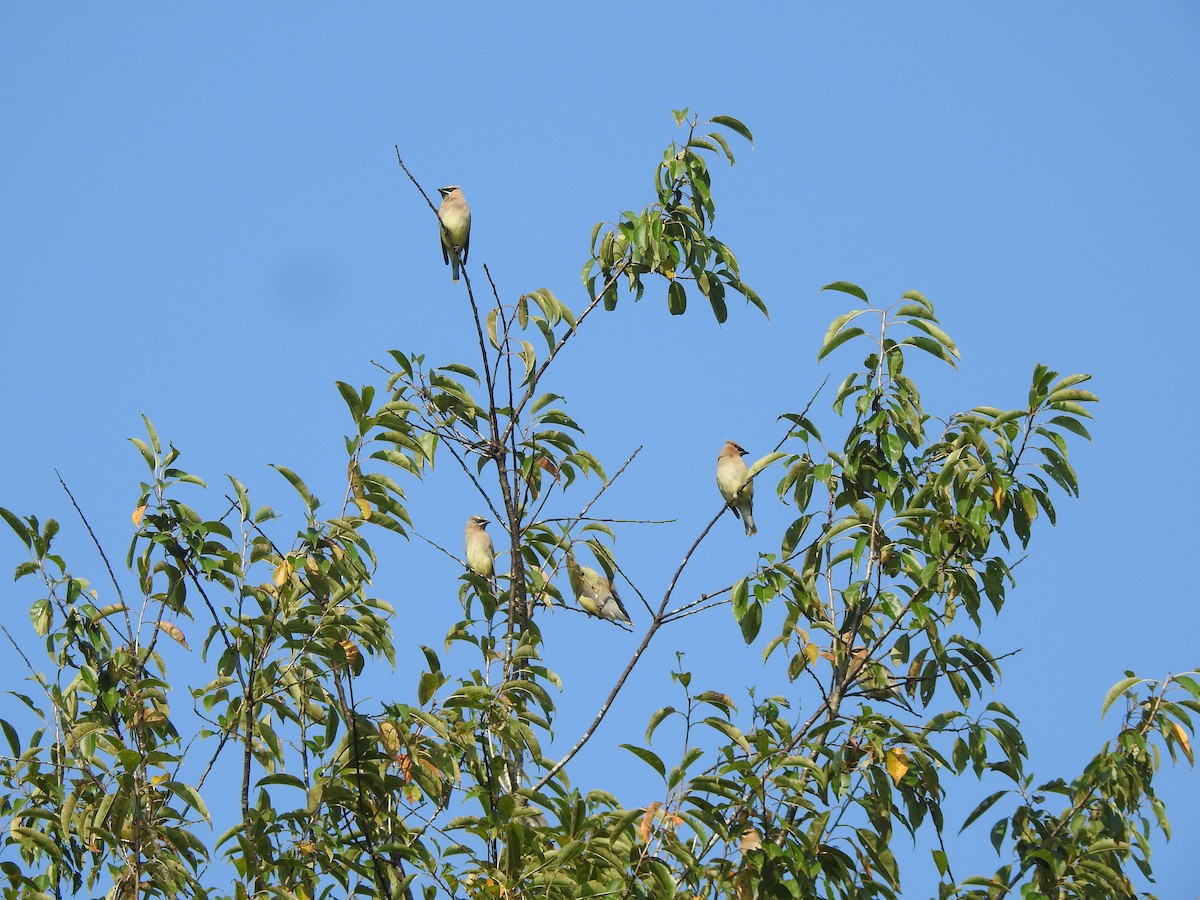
[606,585,633,624]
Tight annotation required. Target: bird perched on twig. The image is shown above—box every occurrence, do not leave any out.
[566,552,632,626]
[716,440,757,536]
[464,515,494,583]
[437,186,471,282]
[821,639,913,710]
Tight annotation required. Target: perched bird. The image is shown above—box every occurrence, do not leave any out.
[716,440,757,536]
[739,826,763,854]
[464,515,494,581]
[566,553,632,625]
[821,639,913,708]
[437,185,471,282]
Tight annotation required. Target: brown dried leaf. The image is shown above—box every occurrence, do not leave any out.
[641,801,663,842]
[157,621,190,650]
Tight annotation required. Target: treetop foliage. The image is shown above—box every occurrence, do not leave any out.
[0,110,1194,900]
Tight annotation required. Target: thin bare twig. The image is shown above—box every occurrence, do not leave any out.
[55,470,130,630]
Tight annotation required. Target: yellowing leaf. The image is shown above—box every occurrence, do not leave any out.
[131,505,147,527]
[1172,721,1192,759]
[354,497,372,520]
[803,643,820,665]
[273,559,294,587]
[340,639,359,666]
[886,747,909,786]
[380,721,400,756]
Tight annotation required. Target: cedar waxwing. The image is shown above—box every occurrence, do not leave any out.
[739,826,763,854]
[437,186,471,282]
[716,440,757,536]
[464,515,494,580]
[822,640,912,708]
[566,553,632,625]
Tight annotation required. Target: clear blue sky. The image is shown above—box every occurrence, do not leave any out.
[2,4,1198,896]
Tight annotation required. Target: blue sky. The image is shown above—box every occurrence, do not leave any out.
[2,4,1198,896]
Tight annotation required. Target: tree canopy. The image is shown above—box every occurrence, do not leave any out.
[0,110,1194,900]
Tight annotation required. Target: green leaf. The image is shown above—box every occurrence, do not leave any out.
[707,130,735,166]
[907,318,961,360]
[440,363,481,382]
[129,436,156,471]
[0,508,30,548]
[705,278,728,323]
[620,743,666,778]
[820,281,869,303]
[30,598,51,636]
[519,340,537,385]
[894,303,935,321]
[227,475,250,523]
[1045,388,1099,405]
[959,790,1007,833]
[1100,676,1142,719]
[710,115,754,145]
[163,781,211,824]
[645,706,678,744]
[730,577,749,620]
[1048,415,1093,441]
[900,289,933,312]
[141,412,162,454]
[531,393,562,417]
[901,334,958,366]
[10,825,60,861]
[668,280,687,315]
[0,719,19,755]
[819,325,868,362]
[272,465,319,515]
[739,282,769,318]
[336,381,362,421]
[388,349,413,378]
[486,308,500,349]
[703,716,750,751]
[747,451,787,479]
[739,601,762,644]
